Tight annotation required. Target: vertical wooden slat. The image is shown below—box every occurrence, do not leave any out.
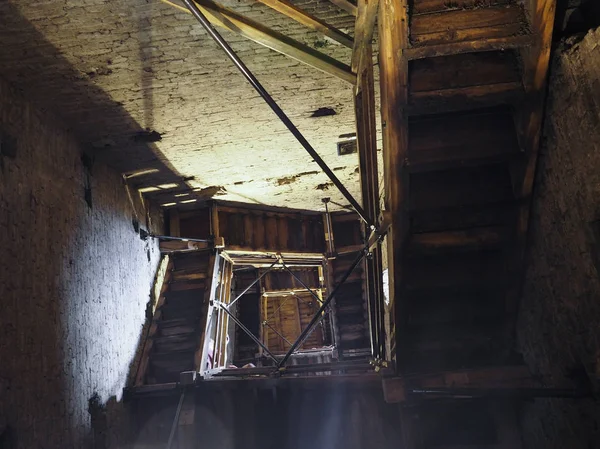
[169,209,181,237]
[243,213,254,249]
[266,216,278,249]
[194,254,216,371]
[379,0,409,367]
[210,201,220,239]
[277,216,289,250]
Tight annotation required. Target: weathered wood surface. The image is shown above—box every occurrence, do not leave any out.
[257,0,353,47]
[160,0,355,83]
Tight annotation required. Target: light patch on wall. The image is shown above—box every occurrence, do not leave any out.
[138,186,160,193]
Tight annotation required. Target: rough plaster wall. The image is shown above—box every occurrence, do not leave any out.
[0,0,368,211]
[518,27,600,449]
[0,75,161,448]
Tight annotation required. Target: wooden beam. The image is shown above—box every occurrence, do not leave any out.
[507,0,556,335]
[405,34,534,60]
[328,0,357,16]
[256,0,353,48]
[135,259,174,386]
[160,0,355,84]
[410,5,528,46]
[409,226,508,252]
[379,0,409,367]
[354,43,385,358]
[383,365,535,403]
[351,0,380,76]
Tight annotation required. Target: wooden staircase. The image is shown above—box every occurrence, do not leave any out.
[378,0,556,377]
[135,251,212,385]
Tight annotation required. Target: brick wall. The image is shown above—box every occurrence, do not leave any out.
[518,27,600,449]
[0,74,162,448]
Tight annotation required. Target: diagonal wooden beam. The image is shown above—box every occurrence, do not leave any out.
[256,0,354,48]
[329,0,358,16]
[160,0,355,84]
[351,0,380,76]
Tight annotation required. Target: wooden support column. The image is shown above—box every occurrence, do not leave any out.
[355,43,385,359]
[506,0,556,338]
[378,0,409,367]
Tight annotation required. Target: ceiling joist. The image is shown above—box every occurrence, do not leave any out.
[351,0,379,81]
[255,0,354,48]
[328,0,358,16]
[161,0,355,84]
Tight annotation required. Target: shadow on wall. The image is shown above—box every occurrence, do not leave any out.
[0,67,164,448]
[0,1,190,189]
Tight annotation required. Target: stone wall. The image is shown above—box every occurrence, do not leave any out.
[518,27,600,449]
[0,75,162,448]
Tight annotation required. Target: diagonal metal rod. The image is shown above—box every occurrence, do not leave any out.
[281,262,323,304]
[166,390,185,449]
[227,260,278,310]
[181,0,375,230]
[218,303,280,365]
[263,320,294,348]
[278,249,366,367]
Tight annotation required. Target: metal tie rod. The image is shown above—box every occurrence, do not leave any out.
[181,0,375,230]
[278,249,366,368]
[227,259,278,310]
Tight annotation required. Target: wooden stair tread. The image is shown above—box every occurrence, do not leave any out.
[410,4,529,46]
[407,107,521,173]
[410,200,519,233]
[413,0,512,15]
[408,225,511,253]
[409,164,515,211]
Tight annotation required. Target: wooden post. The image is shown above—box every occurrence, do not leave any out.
[378,0,409,367]
[355,43,386,359]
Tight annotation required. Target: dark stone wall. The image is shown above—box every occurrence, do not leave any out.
[0,75,162,448]
[518,27,600,449]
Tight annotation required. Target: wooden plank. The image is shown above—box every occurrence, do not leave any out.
[194,255,216,371]
[160,0,355,84]
[379,0,409,366]
[413,0,510,14]
[405,251,509,291]
[171,271,208,282]
[508,0,557,338]
[160,240,211,253]
[265,216,279,249]
[409,165,515,211]
[351,0,380,76]
[405,34,534,60]
[407,108,521,172]
[277,216,289,250]
[256,0,353,47]
[409,51,520,94]
[409,226,508,252]
[169,209,181,237]
[410,200,518,233]
[410,6,528,46]
[328,0,357,16]
[135,259,174,386]
[406,82,524,116]
[382,365,534,403]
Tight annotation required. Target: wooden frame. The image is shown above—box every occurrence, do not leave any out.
[378,0,410,367]
[160,0,355,84]
[256,0,354,48]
